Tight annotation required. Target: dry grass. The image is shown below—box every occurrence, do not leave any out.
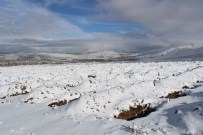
[24,97,34,104]
[160,91,187,99]
[48,100,68,107]
[114,104,156,121]
[10,91,29,97]
[1,96,6,99]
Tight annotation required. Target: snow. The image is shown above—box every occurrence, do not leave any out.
[0,61,203,135]
[137,44,203,62]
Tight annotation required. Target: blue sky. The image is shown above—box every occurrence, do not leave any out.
[0,0,202,53]
[28,0,140,36]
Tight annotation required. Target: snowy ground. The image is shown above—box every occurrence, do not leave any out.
[0,62,203,135]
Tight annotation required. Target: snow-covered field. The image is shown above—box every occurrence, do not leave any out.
[0,62,203,135]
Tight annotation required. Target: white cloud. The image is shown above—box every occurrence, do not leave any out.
[3,0,202,54]
[43,0,81,7]
[0,0,89,41]
[98,0,203,45]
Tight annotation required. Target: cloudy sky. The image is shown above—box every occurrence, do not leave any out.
[0,0,203,54]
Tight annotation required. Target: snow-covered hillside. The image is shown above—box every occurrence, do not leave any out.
[140,44,203,61]
[1,44,203,64]
[0,62,203,135]
[0,51,138,64]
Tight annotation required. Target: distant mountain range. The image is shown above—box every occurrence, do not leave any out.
[140,44,203,62]
[0,44,203,65]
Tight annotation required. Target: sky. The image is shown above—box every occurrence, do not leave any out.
[0,0,203,54]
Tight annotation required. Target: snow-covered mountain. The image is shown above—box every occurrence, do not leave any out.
[139,44,203,61]
[0,51,138,64]
[0,44,203,64]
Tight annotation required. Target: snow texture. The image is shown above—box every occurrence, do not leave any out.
[0,62,203,135]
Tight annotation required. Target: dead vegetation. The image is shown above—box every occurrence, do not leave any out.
[66,84,75,87]
[191,85,202,89]
[160,91,187,99]
[182,84,202,89]
[88,75,96,78]
[1,96,6,99]
[10,91,29,97]
[48,100,68,107]
[20,85,27,91]
[182,85,190,89]
[114,104,156,121]
[9,85,30,97]
[24,97,34,104]
[48,95,80,108]
[197,80,203,83]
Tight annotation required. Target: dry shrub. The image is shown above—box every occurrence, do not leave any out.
[160,91,187,99]
[48,100,68,107]
[114,104,156,121]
